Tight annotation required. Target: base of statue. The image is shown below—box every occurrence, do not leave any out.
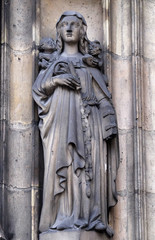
[39,230,110,240]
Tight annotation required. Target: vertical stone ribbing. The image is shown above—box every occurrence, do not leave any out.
[31,1,41,240]
[31,2,39,240]
[102,0,111,80]
[143,1,155,239]
[131,1,145,239]
[0,1,8,239]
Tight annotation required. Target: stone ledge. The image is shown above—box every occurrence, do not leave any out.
[39,230,110,240]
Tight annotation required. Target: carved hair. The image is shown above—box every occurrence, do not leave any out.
[56,12,89,55]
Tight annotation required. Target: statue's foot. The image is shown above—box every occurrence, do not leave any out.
[106,225,114,237]
[74,219,88,229]
[94,222,106,232]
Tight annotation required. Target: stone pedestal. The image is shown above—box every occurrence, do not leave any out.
[40,230,110,240]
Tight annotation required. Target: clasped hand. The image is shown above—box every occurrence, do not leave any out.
[52,74,81,90]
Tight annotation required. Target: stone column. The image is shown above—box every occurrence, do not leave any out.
[130,1,145,239]
[110,1,135,239]
[1,1,10,239]
[109,1,155,239]
[1,1,39,239]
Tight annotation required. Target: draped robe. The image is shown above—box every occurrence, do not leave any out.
[32,55,119,236]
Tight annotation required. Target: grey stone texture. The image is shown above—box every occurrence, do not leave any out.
[0,0,39,240]
[0,0,155,239]
[40,230,109,240]
[9,0,33,51]
[40,0,103,43]
[4,189,31,240]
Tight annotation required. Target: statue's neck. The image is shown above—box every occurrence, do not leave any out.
[62,42,80,57]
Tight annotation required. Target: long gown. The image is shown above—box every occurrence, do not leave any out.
[32,55,119,236]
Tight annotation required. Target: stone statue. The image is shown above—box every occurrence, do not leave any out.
[33,11,119,238]
[0,225,6,240]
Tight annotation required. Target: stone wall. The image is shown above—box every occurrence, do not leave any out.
[0,1,39,239]
[0,0,155,239]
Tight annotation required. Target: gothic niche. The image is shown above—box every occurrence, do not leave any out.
[33,11,119,239]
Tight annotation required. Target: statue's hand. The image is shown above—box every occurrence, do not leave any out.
[39,59,49,69]
[102,114,117,140]
[52,74,81,90]
[100,103,117,140]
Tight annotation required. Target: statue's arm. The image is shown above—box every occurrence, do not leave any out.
[93,79,117,140]
[99,98,117,140]
[40,75,57,95]
[33,69,81,99]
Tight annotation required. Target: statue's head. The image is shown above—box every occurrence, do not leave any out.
[56,11,88,54]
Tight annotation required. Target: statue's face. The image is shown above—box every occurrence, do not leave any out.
[59,16,81,43]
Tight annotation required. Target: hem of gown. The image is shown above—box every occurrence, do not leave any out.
[39,223,114,238]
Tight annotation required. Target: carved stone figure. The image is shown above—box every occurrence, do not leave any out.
[0,225,6,240]
[33,11,119,238]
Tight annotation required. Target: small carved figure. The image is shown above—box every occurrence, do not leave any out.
[33,11,119,237]
[82,40,103,69]
[38,37,57,69]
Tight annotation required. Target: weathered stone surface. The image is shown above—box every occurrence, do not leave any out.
[9,0,33,50]
[31,125,41,188]
[143,0,155,59]
[113,193,135,240]
[0,187,6,240]
[112,130,135,240]
[40,0,103,43]
[143,132,155,239]
[110,4,135,239]
[31,187,40,240]
[40,230,110,240]
[111,56,133,130]
[110,0,122,56]
[9,51,33,124]
[144,131,155,193]
[5,127,33,188]
[116,130,134,192]
[111,0,131,56]
[146,193,155,239]
[1,1,35,239]
[0,44,10,121]
[143,59,155,131]
[142,3,155,239]
[4,189,31,240]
